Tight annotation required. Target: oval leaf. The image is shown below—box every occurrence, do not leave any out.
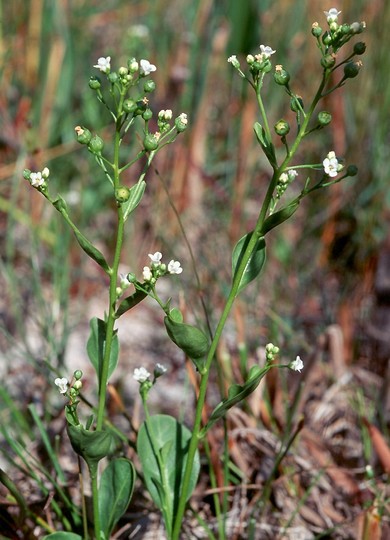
[164,315,208,370]
[137,414,200,531]
[86,317,119,385]
[99,458,135,537]
[232,233,266,294]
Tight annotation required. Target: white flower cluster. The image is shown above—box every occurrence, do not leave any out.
[28,167,50,188]
[93,56,156,76]
[133,363,167,383]
[323,151,343,177]
[142,251,183,283]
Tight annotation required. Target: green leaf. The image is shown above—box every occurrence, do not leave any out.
[122,180,146,221]
[99,458,135,538]
[262,200,300,235]
[115,288,148,318]
[232,233,266,294]
[202,365,271,434]
[164,313,208,370]
[254,122,276,165]
[67,425,114,467]
[86,317,119,385]
[42,533,83,540]
[137,414,200,531]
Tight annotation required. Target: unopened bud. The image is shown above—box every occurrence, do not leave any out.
[115,186,131,203]
[321,54,336,69]
[274,119,290,136]
[318,111,332,126]
[74,370,83,380]
[75,126,92,145]
[311,23,322,37]
[118,66,128,77]
[144,80,156,93]
[73,380,82,390]
[344,61,361,78]
[322,32,332,45]
[89,76,101,90]
[108,72,119,84]
[274,66,290,86]
[353,42,366,55]
[290,95,304,113]
[88,134,104,154]
[143,133,159,151]
[123,99,137,114]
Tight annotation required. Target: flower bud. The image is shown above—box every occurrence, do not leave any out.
[321,54,336,69]
[89,76,101,90]
[126,272,137,283]
[340,24,350,35]
[75,126,92,145]
[344,61,361,78]
[329,21,338,32]
[128,58,139,72]
[290,95,304,112]
[73,380,82,390]
[23,169,31,180]
[175,113,188,132]
[346,164,358,176]
[123,99,137,114]
[115,186,131,203]
[322,31,332,45]
[318,111,332,126]
[311,23,322,37]
[353,42,366,55]
[262,60,272,73]
[350,21,365,34]
[143,133,159,151]
[88,134,104,154]
[144,80,156,93]
[108,72,119,84]
[274,119,290,136]
[133,99,148,116]
[74,370,83,380]
[118,66,128,77]
[142,109,153,121]
[274,66,290,86]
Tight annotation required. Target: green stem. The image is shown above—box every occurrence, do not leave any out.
[171,70,330,540]
[89,463,101,540]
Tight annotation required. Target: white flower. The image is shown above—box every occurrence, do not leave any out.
[168,260,183,274]
[287,169,298,181]
[227,55,240,69]
[119,273,131,289]
[158,109,172,121]
[155,363,167,375]
[93,56,111,73]
[133,367,151,383]
[178,113,188,125]
[323,150,342,177]
[259,45,276,59]
[140,59,156,76]
[54,377,68,394]
[143,266,152,281]
[42,167,50,179]
[290,356,304,373]
[324,8,341,22]
[149,252,162,264]
[30,172,45,187]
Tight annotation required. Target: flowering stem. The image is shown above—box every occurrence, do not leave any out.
[89,463,101,540]
[171,69,330,540]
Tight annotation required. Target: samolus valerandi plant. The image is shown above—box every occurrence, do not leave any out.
[19,7,365,539]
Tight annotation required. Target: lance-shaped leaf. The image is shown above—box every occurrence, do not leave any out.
[53,196,111,274]
[99,458,135,538]
[201,364,271,435]
[122,180,146,221]
[115,288,148,318]
[254,122,277,166]
[262,200,300,235]
[232,233,266,294]
[87,317,119,385]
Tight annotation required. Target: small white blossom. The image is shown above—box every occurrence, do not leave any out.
[119,273,131,289]
[158,109,173,121]
[323,150,342,177]
[149,252,162,264]
[133,367,151,383]
[324,8,341,22]
[290,356,304,373]
[54,377,68,394]
[94,56,111,73]
[140,59,156,76]
[143,266,152,281]
[178,112,188,125]
[259,44,276,59]
[246,54,255,64]
[227,55,240,69]
[287,169,298,181]
[168,260,183,274]
[155,363,167,376]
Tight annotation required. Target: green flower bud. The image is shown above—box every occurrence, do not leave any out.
[340,24,350,35]
[274,67,290,86]
[108,72,119,84]
[74,370,83,380]
[144,80,156,93]
[123,99,137,114]
[329,21,338,32]
[88,134,104,154]
[311,23,322,37]
[126,272,137,283]
[290,95,304,113]
[23,169,31,180]
[321,54,336,69]
[346,164,358,176]
[353,41,366,55]
[175,113,188,132]
[318,111,332,126]
[262,60,272,73]
[274,119,290,136]
[118,66,128,77]
[133,99,148,116]
[322,31,332,45]
[143,133,159,151]
[142,108,153,121]
[89,76,101,90]
[75,126,92,145]
[115,186,131,203]
[344,61,361,78]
